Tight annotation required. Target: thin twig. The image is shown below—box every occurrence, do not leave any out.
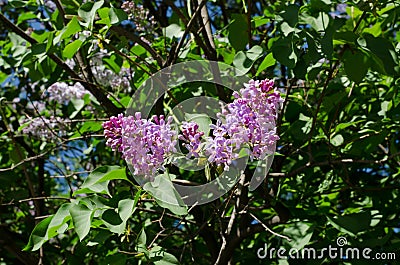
[1,196,71,206]
[249,213,291,241]
[110,26,164,67]
[167,0,207,65]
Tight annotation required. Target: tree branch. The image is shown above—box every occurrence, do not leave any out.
[0,13,122,116]
[110,25,164,67]
[166,0,207,66]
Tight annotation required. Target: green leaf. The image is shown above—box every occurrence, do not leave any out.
[101,198,135,235]
[330,134,344,147]
[31,43,46,56]
[83,166,126,186]
[45,32,54,52]
[246,45,263,60]
[343,49,369,83]
[362,33,398,76]
[9,143,25,164]
[150,246,180,265]
[271,37,297,68]
[47,203,72,238]
[322,19,343,59]
[233,51,251,73]
[228,14,248,51]
[74,166,132,195]
[118,198,136,223]
[143,174,188,215]
[73,184,110,196]
[253,16,269,27]
[256,53,276,75]
[101,209,126,234]
[138,229,147,246]
[283,222,313,250]
[78,0,104,29]
[109,7,128,25]
[164,24,184,39]
[280,4,299,27]
[280,22,300,37]
[87,230,111,247]
[103,53,123,73]
[334,31,357,44]
[95,166,129,183]
[321,27,334,59]
[63,39,83,59]
[17,12,37,25]
[69,203,93,241]
[309,0,331,12]
[24,216,53,251]
[102,209,123,224]
[328,210,382,236]
[233,45,263,74]
[79,121,103,134]
[53,16,82,44]
[300,12,329,32]
[103,253,127,265]
[154,252,180,265]
[74,166,129,196]
[363,22,382,37]
[69,97,86,119]
[9,0,27,8]
[0,72,7,84]
[96,7,111,26]
[293,56,307,79]
[347,133,386,157]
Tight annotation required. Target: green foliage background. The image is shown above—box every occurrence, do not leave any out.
[0,0,399,264]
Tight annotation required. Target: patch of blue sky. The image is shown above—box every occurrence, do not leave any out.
[45,140,89,194]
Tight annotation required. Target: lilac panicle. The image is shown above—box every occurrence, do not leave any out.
[46,82,89,104]
[22,116,69,140]
[103,113,177,176]
[103,78,281,174]
[205,78,282,170]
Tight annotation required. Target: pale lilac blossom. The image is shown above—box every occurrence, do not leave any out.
[22,116,69,140]
[45,82,89,104]
[121,1,156,33]
[26,100,46,113]
[92,65,132,93]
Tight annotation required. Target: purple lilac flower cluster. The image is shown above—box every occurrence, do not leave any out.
[46,82,89,104]
[205,79,281,170]
[178,122,204,158]
[103,79,281,175]
[22,116,69,140]
[121,1,157,33]
[103,113,177,176]
[92,66,132,94]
